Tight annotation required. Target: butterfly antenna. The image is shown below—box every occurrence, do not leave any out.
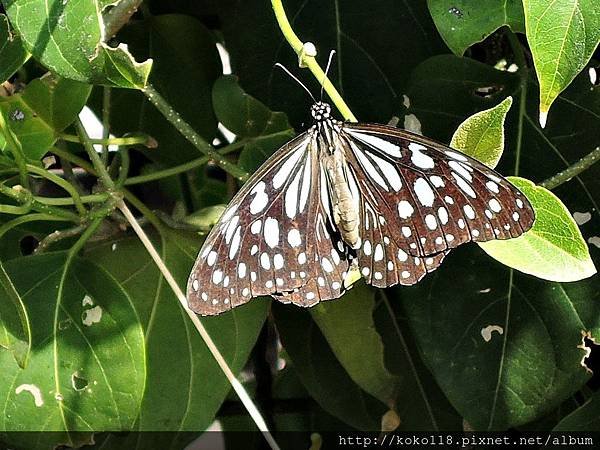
[274,63,316,102]
[320,50,336,100]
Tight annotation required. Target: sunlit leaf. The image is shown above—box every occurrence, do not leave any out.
[0,13,29,83]
[0,259,30,368]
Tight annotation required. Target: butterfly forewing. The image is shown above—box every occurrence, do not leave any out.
[187,132,350,315]
[343,124,534,259]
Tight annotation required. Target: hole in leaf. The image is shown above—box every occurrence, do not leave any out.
[71,372,89,391]
[20,236,39,256]
[473,85,502,98]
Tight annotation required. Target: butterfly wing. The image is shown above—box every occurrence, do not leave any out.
[187,132,351,316]
[340,123,534,286]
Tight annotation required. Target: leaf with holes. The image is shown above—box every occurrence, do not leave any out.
[0,252,145,450]
[451,96,513,169]
[0,259,30,368]
[399,243,597,430]
[87,229,268,449]
[428,0,525,55]
[523,0,600,126]
[0,14,29,83]
[479,177,596,281]
[3,0,151,88]
[0,74,91,160]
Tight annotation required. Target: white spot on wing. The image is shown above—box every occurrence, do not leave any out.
[264,217,280,248]
[398,200,414,219]
[272,143,307,189]
[288,229,301,247]
[409,143,434,169]
[414,178,435,207]
[347,130,402,157]
[249,182,269,214]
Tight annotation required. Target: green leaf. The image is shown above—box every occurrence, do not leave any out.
[0,14,30,83]
[522,0,600,126]
[553,390,600,431]
[100,14,221,165]
[479,177,597,282]
[427,0,525,55]
[273,302,386,430]
[0,74,91,160]
[87,229,268,449]
[399,244,596,430]
[213,75,284,138]
[310,283,400,407]
[0,252,145,449]
[3,0,151,88]
[0,259,30,368]
[450,96,513,169]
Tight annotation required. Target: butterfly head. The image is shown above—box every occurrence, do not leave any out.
[311,101,332,122]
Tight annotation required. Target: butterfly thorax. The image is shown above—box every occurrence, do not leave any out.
[311,102,361,250]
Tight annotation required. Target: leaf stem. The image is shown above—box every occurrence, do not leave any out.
[101,87,111,164]
[60,132,155,148]
[507,31,528,176]
[103,0,143,39]
[540,147,600,190]
[142,84,249,181]
[116,200,280,450]
[34,223,89,254]
[124,139,248,185]
[271,0,357,122]
[34,193,109,206]
[0,110,30,189]
[0,184,80,221]
[75,118,117,190]
[26,164,87,215]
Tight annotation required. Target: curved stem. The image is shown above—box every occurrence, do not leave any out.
[541,147,600,190]
[0,213,71,241]
[0,184,80,222]
[0,110,30,189]
[34,193,109,206]
[142,84,249,181]
[60,132,155,148]
[75,118,116,190]
[26,164,87,216]
[103,0,143,39]
[34,223,89,254]
[271,0,357,122]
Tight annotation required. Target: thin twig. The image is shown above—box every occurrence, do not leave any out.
[103,0,143,39]
[34,223,89,254]
[60,132,155,148]
[0,110,30,189]
[541,147,600,190]
[117,201,280,450]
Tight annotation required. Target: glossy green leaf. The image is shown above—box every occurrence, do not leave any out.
[399,244,597,430]
[101,14,221,165]
[0,259,30,368]
[310,283,400,407]
[553,390,600,431]
[273,303,385,430]
[0,14,29,82]
[428,0,525,55]
[0,74,91,160]
[450,96,513,168]
[87,229,268,449]
[3,0,152,88]
[523,0,600,126]
[0,252,145,449]
[479,177,597,282]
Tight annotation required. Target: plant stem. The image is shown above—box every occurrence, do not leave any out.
[103,0,143,39]
[142,84,249,181]
[0,213,71,241]
[26,164,87,216]
[507,31,528,177]
[34,193,109,206]
[116,148,130,188]
[0,110,30,189]
[0,184,80,221]
[60,132,155,148]
[541,147,600,190]
[271,0,357,122]
[75,118,116,190]
[34,223,89,254]
[116,201,280,450]
[101,87,111,164]
[124,138,249,185]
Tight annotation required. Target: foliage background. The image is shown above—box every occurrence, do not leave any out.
[0,0,599,449]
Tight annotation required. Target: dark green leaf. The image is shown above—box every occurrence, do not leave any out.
[0,259,30,368]
[427,0,524,55]
[87,228,268,449]
[399,245,596,430]
[273,302,386,430]
[3,0,151,88]
[0,74,91,160]
[104,14,221,165]
[0,13,29,83]
[310,283,400,407]
[0,252,145,449]
[553,390,600,431]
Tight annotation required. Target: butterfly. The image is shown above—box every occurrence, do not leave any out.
[186,101,535,316]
